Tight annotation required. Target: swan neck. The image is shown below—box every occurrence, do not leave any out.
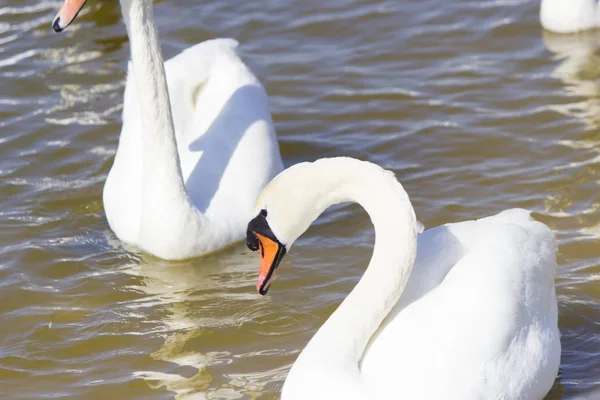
[119,0,186,196]
[301,162,418,367]
[119,0,198,245]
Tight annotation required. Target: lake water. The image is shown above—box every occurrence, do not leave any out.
[1,0,599,398]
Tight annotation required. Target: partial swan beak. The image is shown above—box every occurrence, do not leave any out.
[255,233,286,295]
[52,0,88,33]
[246,209,287,295]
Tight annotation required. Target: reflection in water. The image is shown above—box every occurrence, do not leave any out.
[542,30,600,128]
[539,31,600,400]
[125,261,215,400]
[541,31,600,235]
[119,247,287,399]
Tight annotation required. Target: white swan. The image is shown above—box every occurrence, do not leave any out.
[540,0,600,33]
[245,158,561,400]
[52,0,283,260]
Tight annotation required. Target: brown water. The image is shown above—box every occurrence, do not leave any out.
[1,0,599,398]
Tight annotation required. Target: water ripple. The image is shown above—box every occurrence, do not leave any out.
[0,0,598,399]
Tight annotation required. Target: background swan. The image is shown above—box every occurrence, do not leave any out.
[540,0,600,33]
[53,0,283,260]
[246,157,561,399]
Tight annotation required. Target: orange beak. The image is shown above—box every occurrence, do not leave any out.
[255,233,285,295]
[52,0,88,32]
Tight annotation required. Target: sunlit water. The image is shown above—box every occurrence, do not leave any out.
[1,0,599,398]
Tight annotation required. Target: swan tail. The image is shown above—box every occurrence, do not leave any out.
[478,209,558,278]
[478,208,533,224]
[477,209,553,241]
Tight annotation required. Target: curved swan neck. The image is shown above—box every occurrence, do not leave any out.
[294,160,418,367]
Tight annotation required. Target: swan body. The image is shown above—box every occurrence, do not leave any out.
[54,0,283,260]
[540,0,600,33]
[245,158,560,400]
[105,36,283,259]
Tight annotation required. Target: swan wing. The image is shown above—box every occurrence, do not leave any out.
[163,38,283,220]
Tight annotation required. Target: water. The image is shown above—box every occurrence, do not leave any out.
[1,0,599,398]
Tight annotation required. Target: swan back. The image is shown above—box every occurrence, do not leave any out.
[361,209,560,399]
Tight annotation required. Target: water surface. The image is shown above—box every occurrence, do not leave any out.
[1,0,599,398]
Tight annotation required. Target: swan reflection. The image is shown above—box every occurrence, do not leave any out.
[541,30,600,239]
[542,30,600,128]
[118,245,291,399]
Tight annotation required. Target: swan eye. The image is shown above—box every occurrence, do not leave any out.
[246,209,271,252]
[246,231,260,252]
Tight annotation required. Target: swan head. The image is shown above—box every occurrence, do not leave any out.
[52,0,87,32]
[246,158,366,295]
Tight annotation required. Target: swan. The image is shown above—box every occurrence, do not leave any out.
[245,157,561,399]
[52,0,283,260]
[540,0,600,33]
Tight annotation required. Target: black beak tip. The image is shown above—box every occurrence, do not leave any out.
[258,285,270,296]
[53,18,63,33]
